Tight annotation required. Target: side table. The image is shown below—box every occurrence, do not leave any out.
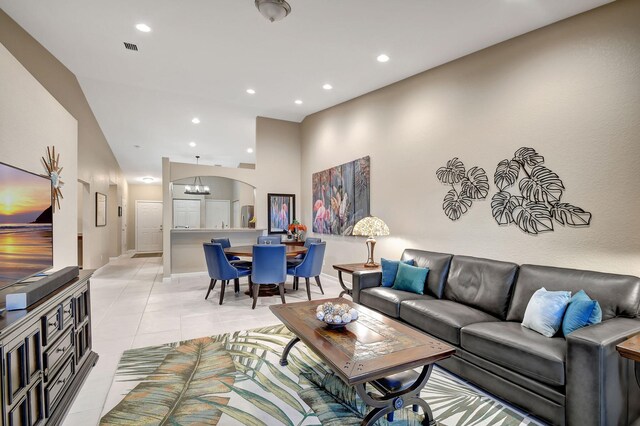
[616,333,640,389]
[333,263,382,298]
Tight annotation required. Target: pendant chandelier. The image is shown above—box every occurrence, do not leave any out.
[184,156,211,195]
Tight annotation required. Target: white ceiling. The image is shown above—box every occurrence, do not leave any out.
[0,0,611,183]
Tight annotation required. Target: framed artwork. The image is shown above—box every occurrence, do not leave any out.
[267,193,295,234]
[96,192,107,227]
[312,156,370,236]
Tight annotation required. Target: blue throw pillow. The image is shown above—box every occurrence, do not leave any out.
[522,288,571,337]
[392,262,429,294]
[561,290,602,336]
[381,258,415,287]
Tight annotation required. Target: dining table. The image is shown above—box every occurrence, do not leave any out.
[224,244,308,296]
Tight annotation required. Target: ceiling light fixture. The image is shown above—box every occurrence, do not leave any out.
[246,88,256,94]
[141,177,154,183]
[136,23,151,32]
[191,117,200,124]
[377,54,390,63]
[184,156,210,195]
[295,100,303,105]
[247,148,254,154]
[255,0,291,23]
[323,83,333,90]
[189,141,197,147]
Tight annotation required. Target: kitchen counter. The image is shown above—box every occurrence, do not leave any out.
[170,228,265,233]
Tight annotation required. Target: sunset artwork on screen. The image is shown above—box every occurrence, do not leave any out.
[0,162,53,288]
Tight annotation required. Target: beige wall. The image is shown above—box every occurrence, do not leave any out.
[0,42,78,271]
[301,0,640,277]
[0,9,127,269]
[127,184,163,250]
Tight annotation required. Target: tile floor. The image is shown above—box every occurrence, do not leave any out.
[62,253,344,425]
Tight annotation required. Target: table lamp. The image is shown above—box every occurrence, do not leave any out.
[352,216,390,267]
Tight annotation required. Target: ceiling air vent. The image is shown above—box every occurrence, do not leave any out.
[123,42,138,51]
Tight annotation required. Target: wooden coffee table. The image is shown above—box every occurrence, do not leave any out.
[270,298,455,425]
[616,333,640,389]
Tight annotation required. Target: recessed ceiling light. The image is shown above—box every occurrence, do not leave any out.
[322,83,333,90]
[247,148,254,154]
[134,145,142,149]
[294,99,303,105]
[189,141,197,147]
[141,177,154,183]
[191,117,200,124]
[246,88,256,95]
[377,54,390,63]
[136,23,151,33]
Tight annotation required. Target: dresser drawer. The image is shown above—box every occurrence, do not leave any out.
[44,356,74,417]
[41,306,62,346]
[43,328,73,380]
[61,297,74,329]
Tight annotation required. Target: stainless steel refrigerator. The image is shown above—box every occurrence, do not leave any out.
[241,205,255,228]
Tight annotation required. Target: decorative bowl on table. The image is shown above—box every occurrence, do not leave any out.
[315,302,359,329]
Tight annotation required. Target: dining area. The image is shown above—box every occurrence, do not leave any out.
[202,236,326,309]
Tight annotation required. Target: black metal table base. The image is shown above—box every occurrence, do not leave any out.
[279,337,437,425]
[337,271,353,298]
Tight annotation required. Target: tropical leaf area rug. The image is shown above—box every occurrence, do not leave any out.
[100,325,542,426]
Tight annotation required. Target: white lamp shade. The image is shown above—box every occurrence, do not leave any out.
[352,216,390,237]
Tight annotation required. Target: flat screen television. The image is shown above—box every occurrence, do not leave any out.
[0,162,53,289]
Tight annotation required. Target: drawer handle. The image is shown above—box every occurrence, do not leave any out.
[63,308,72,315]
[44,367,49,376]
[56,347,65,353]
[49,321,58,328]
[57,378,65,385]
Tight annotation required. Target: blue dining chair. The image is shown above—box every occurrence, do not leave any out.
[287,242,326,301]
[212,237,251,269]
[257,235,282,245]
[203,243,251,305]
[250,244,287,309]
[288,237,322,266]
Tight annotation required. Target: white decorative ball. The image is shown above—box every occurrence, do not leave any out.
[316,305,323,313]
[316,311,325,321]
[341,313,351,323]
[349,309,359,320]
[333,315,342,324]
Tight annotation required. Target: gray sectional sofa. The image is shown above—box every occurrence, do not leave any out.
[352,249,640,426]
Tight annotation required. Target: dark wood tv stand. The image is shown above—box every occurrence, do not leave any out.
[0,270,97,425]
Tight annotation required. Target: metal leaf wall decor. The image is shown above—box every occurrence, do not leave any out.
[436,158,489,221]
[491,147,592,235]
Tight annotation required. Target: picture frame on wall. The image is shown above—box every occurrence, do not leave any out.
[96,192,107,227]
[267,193,295,235]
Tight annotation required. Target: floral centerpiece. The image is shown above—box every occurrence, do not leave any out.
[288,220,307,241]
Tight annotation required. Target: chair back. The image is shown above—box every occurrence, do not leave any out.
[257,235,282,245]
[252,245,286,284]
[293,242,326,278]
[203,243,238,280]
[303,237,321,248]
[211,238,231,249]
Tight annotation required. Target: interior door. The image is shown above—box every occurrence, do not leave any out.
[232,200,240,228]
[173,199,201,228]
[205,200,230,229]
[136,201,163,252]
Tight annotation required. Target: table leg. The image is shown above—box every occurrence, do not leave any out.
[337,271,352,298]
[280,336,300,366]
[355,364,436,426]
[636,362,640,389]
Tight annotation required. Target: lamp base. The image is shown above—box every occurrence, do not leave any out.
[363,237,378,268]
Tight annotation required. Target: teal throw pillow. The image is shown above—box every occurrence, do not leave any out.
[522,288,571,337]
[392,262,429,294]
[381,258,415,287]
[561,290,602,335]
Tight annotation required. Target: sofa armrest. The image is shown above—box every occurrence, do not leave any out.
[352,271,382,303]
[566,317,640,426]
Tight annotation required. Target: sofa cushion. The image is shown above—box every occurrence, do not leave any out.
[392,262,429,294]
[443,255,518,320]
[461,322,566,386]
[381,258,415,287]
[360,288,434,318]
[507,264,640,322]
[400,249,453,298]
[400,299,498,345]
